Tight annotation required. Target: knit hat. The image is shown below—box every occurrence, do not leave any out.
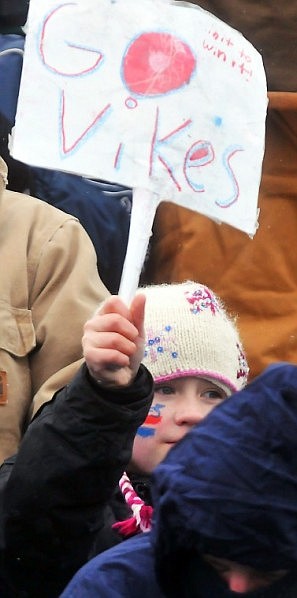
[139,282,248,395]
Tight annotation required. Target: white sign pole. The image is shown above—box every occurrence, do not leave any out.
[119,188,159,304]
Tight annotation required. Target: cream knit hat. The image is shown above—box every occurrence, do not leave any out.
[139,281,248,395]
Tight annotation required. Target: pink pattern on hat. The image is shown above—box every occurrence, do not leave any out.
[184,286,220,315]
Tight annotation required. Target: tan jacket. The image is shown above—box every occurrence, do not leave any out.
[0,157,108,462]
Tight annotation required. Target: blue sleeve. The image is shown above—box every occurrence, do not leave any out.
[61,533,163,598]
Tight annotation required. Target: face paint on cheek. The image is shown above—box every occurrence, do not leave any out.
[137,403,165,437]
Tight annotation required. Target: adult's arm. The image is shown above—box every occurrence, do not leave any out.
[0,188,109,462]
[2,363,153,597]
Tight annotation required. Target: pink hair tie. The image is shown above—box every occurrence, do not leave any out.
[112,472,153,538]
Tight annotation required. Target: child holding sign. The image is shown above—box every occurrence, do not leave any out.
[2,282,248,597]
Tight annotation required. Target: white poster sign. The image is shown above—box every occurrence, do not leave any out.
[11,0,267,300]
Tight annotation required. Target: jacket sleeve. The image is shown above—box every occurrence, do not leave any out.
[2,363,154,597]
[61,534,157,598]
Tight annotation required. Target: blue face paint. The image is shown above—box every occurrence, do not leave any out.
[137,427,156,438]
[150,403,165,416]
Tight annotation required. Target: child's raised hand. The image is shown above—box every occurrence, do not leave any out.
[82,294,146,387]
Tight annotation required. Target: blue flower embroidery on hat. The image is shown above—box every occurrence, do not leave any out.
[144,325,178,363]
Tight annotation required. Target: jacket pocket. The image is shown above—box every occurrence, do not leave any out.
[0,302,36,356]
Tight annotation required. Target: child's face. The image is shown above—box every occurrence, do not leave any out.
[130,376,227,474]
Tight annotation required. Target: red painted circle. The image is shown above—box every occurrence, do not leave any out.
[122,32,196,96]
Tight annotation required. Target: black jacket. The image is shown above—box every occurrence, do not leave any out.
[0,363,153,597]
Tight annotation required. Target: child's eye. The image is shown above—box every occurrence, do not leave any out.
[155,385,175,395]
[201,390,225,402]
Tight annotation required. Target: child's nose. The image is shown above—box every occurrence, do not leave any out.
[174,398,205,426]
